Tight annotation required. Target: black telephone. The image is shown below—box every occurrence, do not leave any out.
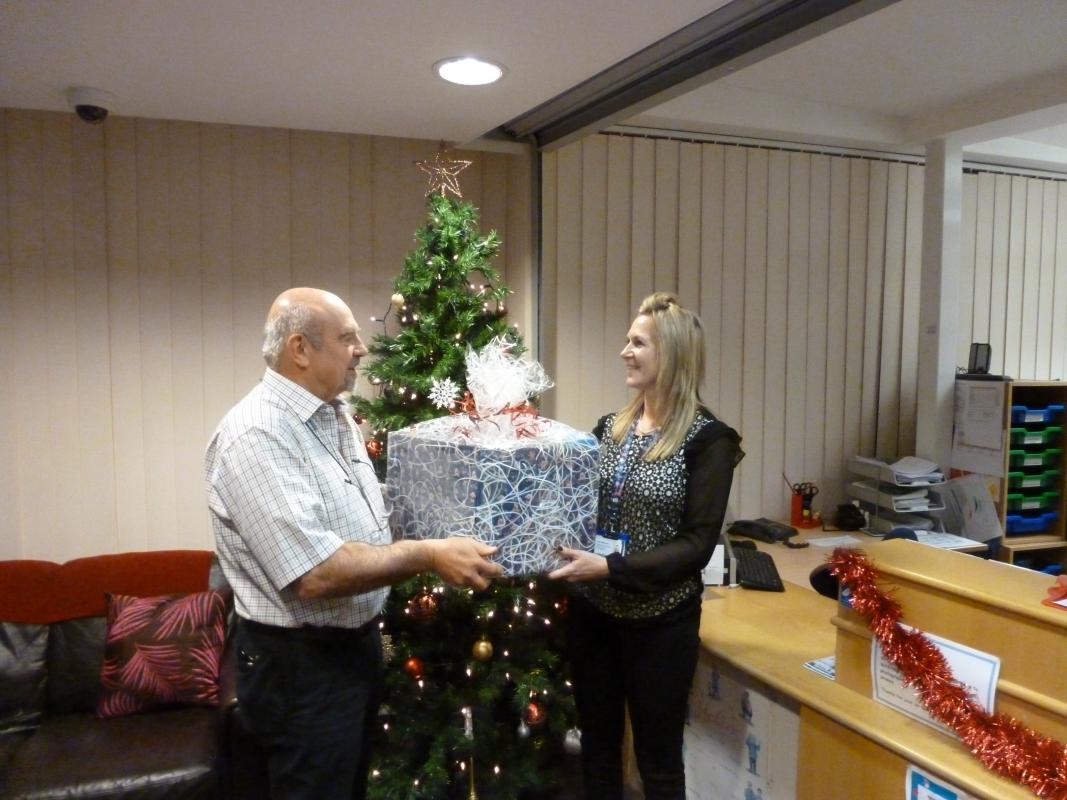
[728,518,798,543]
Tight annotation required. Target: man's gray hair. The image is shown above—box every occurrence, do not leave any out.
[262,304,324,366]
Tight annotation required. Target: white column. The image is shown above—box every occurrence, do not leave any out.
[916,138,962,468]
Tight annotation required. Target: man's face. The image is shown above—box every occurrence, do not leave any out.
[306,302,367,401]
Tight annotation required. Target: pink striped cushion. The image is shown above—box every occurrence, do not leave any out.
[96,590,227,719]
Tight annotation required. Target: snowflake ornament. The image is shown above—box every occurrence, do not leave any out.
[428,377,461,410]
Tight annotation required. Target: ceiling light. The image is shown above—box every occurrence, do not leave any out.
[435,57,505,86]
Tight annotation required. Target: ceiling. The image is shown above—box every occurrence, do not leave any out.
[2,0,1067,170]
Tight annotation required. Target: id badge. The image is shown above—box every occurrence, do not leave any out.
[594,531,627,556]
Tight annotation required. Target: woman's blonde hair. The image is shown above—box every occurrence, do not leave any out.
[611,292,706,460]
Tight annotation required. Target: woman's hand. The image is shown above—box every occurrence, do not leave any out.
[547,547,610,582]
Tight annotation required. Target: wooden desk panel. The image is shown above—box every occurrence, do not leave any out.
[700,581,1036,800]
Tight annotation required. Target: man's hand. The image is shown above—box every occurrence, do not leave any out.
[547,547,609,582]
[427,537,504,590]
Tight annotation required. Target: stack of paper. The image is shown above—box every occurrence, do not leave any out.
[889,456,944,484]
[867,512,936,535]
[850,455,944,486]
[848,480,941,512]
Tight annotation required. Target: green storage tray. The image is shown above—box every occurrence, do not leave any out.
[1006,490,1060,513]
[1010,425,1063,447]
[1008,447,1062,469]
[1008,469,1061,490]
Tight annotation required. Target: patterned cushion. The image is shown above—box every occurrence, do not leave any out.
[96,590,227,719]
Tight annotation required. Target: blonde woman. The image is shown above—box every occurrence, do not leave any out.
[550,292,743,799]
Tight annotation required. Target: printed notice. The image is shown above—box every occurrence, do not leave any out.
[951,381,1006,476]
[905,765,975,800]
[802,656,836,680]
[872,626,1000,737]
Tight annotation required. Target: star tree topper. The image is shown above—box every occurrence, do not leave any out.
[416,146,472,198]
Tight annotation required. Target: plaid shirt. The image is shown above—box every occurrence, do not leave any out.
[205,368,390,628]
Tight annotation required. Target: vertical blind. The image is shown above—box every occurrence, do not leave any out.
[0,109,532,560]
[540,133,1067,521]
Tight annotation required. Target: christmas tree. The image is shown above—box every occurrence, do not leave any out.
[354,159,578,799]
[352,189,518,465]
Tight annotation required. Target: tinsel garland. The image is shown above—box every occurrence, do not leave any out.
[828,548,1067,800]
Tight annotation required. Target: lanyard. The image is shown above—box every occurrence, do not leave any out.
[604,418,657,534]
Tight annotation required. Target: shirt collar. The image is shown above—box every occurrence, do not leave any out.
[261,368,331,423]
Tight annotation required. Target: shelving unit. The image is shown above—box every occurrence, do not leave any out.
[953,379,1067,569]
[1000,382,1066,567]
[846,456,946,536]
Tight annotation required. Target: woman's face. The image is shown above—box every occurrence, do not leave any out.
[620,314,659,393]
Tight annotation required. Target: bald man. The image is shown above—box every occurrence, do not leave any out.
[206,288,502,799]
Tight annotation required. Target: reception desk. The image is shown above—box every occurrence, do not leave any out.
[689,535,1064,799]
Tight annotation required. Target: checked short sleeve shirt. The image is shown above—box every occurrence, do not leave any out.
[205,368,391,628]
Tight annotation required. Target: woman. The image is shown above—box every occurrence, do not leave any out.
[549,292,743,800]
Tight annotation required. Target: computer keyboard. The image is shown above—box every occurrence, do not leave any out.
[732,547,785,592]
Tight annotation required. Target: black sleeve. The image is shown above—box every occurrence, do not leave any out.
[604,421,743,594]
[592,414,611,442]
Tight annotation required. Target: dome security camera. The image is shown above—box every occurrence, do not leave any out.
[66,87,116,124]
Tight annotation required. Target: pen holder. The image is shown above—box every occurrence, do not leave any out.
[790,492,805,526]
[792,489,821,528]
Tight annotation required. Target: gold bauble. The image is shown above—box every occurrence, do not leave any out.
[472,637,494,661]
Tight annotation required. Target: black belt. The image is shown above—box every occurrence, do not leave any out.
[240,615,381,641]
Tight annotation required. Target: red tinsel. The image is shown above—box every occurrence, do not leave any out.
[828,548,1067,800]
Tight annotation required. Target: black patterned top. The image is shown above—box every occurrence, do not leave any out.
[577,409,743,620]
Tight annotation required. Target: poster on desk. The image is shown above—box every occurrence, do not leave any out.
[905,764,975,799]
[872,626,999,738]
[684,654,798,800]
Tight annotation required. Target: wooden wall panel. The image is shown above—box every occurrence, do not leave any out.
[580,136,608,423]
[541,133,1067,521]
[1003,176,1027,378]
[957,174,978,361]
[42,115,82,556]
[1054,183,1067,380]
[822,158,851,505]
[762,151,789,514]
[971,173,994,344]
[168,122,206,547]
[7,113,49,556]
[0,112,17,559]
[785,153,810,493]
[698,144,725,417]
[0,109,532,559]
[897,164,923,455]
[1036,181,1057,379]
[603,135,634,417]
[805,155,830,489]
[741,149,767,514]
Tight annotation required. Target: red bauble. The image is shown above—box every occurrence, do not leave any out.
[367,438,383,459]
[403,656,424,679]
[408,591,438,621]
[524,701,546,728]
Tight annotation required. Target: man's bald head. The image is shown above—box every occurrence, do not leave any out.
[261,288,366,401]
[262,288,345,367]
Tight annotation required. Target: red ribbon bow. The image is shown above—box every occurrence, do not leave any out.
[452,392,542,438]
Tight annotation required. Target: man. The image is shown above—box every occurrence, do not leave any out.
[205,287,502,799]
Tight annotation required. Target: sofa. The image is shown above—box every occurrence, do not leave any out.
[0,550,268,799]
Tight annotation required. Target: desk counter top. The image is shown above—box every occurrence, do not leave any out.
[699,579,1037,800]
